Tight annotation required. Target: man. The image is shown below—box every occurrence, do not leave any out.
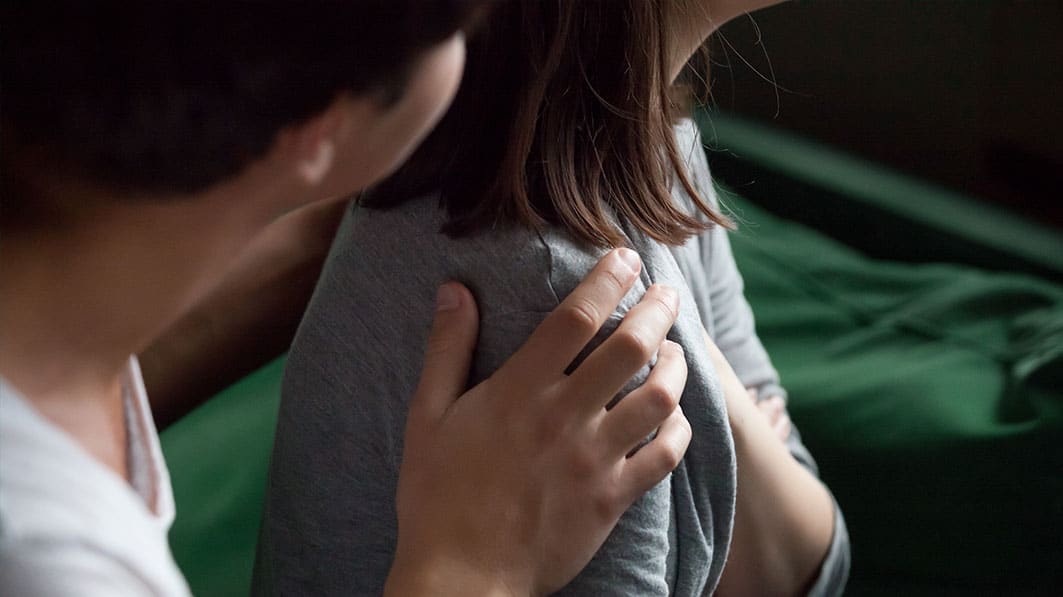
[0,3,690,595]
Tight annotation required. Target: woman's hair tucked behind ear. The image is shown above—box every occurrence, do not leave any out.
[365,0,730,248]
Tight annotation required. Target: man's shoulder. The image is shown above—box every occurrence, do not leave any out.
[0,382,190,596]
[1,383,115,540]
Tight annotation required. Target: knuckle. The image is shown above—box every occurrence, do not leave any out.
[615,329,654,362]
[660,415,691,470]
[659,439,684,471]
[649,295,677,323]
[662,450,682,472]
[560,298,601,336]
[643,381,679,417]
[424,335,456,359]
[675,354,689,378]
[662,340,684,358]
[647,285,678,319]
[664,346,689,377]
[591,486,621,523]
[600,264,628,294]
[680,410,692,435]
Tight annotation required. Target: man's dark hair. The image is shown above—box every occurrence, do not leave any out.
[2,1,482,194]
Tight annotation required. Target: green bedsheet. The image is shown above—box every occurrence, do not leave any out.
[724,193,1063,595]
[163,358,283,597]
[162,139,1063,596]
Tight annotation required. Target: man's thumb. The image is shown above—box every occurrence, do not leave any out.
[410,282,479,423]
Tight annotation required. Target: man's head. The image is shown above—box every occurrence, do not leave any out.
[2,1,481,218]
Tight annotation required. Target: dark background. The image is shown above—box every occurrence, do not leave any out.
[706,0,1063,229]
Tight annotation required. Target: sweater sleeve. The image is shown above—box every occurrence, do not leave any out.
[709,219,852,596]
[685,122,851,596]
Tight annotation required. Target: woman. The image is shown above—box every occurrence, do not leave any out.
[257,1,849,594]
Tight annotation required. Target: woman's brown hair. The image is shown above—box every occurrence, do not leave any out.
[364,0,729,248]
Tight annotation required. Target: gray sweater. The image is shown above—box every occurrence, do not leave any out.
[254,120,849,596]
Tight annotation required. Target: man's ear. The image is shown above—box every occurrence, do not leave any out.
[278,97,351,186]
[297,137,335,185]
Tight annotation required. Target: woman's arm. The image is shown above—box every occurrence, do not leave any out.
[698,219,850,595]
[704,332,837,597]
[674,110,848,593]
[700,225,850,596]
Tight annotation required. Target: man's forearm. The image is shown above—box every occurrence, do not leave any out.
[141,199,348,428]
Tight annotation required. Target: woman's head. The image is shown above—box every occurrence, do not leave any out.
[366,0,730,248]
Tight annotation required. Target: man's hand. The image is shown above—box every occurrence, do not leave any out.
[385,249,691,597]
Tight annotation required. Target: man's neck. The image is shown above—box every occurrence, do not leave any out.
[0,177,284,477]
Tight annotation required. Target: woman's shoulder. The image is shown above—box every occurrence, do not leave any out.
[672,117,720,211]
[334,195,564,317]
[337,194,672,321]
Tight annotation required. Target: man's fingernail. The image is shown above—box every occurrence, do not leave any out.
[436,284,461,311]
[617,248,641,274]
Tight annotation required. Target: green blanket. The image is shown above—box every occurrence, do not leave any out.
[164,358,283,596]
[162,157,1063,597]
[725,193,1063,595]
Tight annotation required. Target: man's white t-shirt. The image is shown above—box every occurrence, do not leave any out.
[0,357,191,596]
